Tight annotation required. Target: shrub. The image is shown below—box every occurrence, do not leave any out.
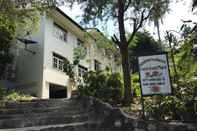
[132,73,141,97]
[0,15,15,79]
[78,70,123,103]
[144,96,186,120]
[144,79,197,121]
[5,91,32,101]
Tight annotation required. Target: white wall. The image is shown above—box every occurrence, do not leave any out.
[14,15,45,97]
[42,14,90,98]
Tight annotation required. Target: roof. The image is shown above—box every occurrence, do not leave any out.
[85,28,102,33]
[54,8,102,42]
[85,28,106,40]
[55,7,85,31]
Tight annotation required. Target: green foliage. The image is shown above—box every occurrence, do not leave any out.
[78,70,123,103]
[73,46,87,65]
[149,0,170,41]
[129,31,163,72]
[192,0,197,10]
[66,0,171,103]
[0,14,15,79]
[0,83,33,101]
[131,73,141,97]
[87,29,116,52]
[68,0,170,27]
[0,0,53,79]
[144,96,186,120]
[63,58,75,78]
[144,29,197,120]
[64,46,87,79]
[144,79,197,121]
[0,87,6,100]
[176,32,197,80]
[0,0,43,37]
[5,90,33,101]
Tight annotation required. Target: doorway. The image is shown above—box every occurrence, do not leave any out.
[49,83,67,98]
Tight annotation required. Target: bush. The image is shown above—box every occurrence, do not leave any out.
[5,90,33,101]
[143,79,197,121]
[132,73,141,97]
[0,15,15,79]
[78,70,123,103]
[144,96,186,120]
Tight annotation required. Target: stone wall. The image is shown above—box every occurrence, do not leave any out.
[84,96,197,131]
[1,96,196,131]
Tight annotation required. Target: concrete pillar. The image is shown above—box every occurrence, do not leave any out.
[41,81,49,99]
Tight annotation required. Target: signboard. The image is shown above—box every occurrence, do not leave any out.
[138,53,172,96]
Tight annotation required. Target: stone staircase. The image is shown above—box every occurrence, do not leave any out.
[0,97,196,131]
[0,97,101,131]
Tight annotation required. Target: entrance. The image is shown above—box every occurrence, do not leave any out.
[49,83,67,98]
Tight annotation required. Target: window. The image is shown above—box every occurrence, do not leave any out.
[53,23,67,42]
[53,57,58,68]
[78,65,88,78]
[53,53,65,72]
[94,60,101,71]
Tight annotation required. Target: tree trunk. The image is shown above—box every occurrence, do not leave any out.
[156,22,161,43]
[117,0,132,104]
[120,45,132,104]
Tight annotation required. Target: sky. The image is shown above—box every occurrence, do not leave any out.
[60,0,197,40]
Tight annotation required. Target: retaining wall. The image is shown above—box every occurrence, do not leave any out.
[84,96,197,131]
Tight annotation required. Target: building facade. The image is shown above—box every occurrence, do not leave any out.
[13,7,121,99]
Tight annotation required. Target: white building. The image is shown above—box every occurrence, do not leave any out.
[13,7,121,99]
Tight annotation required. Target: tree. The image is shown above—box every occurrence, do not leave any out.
[129,31,163,72]
[0,14,15,79]
[66,0,170,104]
[0,0,40,79]
[192,0,197,9]
[0,0,61,79]
[149,0,170,42]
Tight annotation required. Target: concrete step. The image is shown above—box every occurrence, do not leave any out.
[3,98,84,109]
[0,121,101,131]
[0,109,86,119]
[0,112,90,129]
[0,98,96,129]
[0,105,85,116]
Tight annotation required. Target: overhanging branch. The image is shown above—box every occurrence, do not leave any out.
[111,34,120,47]
[143,7,153,21]
[128,18,137,44]
[124,0,131,12]
[128,8,152,44]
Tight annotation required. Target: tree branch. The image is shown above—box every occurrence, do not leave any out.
[143,8,153,21]
[118,0,127,44]
[136,9,146,30]
[111,34,120,46]
[128,18,137,44]
[128,8,153,44]
[124,0,131,12]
